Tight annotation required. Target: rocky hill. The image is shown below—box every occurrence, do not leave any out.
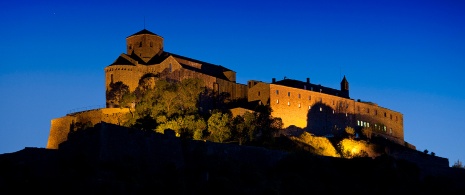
[1,122,464,194]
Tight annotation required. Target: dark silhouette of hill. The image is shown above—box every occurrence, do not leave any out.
[1,122,464,194]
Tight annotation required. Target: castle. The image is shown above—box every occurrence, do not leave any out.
[47,29,409,149]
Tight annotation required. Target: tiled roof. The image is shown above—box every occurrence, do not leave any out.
[127,29,159,37]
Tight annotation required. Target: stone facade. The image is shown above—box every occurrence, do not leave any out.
[48,28,406,148]
[248,78,404,144]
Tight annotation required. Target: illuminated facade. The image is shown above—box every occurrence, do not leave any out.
[48,29,405,149]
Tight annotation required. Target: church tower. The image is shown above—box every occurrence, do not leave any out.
[340,75,349,97]
[126,29,164,63]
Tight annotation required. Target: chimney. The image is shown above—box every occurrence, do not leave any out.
[306,78,310,83]
[272,78,276,83]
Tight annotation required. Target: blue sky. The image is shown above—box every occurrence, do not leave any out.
[1,0,464,166]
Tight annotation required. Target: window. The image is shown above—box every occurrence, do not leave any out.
[258,91,260,96]
[390,128,392,134]
[309,96,311,100]
[276,99,279,104]
[320,107,322,112]
[384,126,387,131]
[357,120,360,126]
[396,116,398,121]
[288,92,291,97]
[169,63,172,73]
[276,90,279,95]
[150,42,153,47]
[287,102,290,106]
[129,45,132,50]
[139,42,142,47]
[384,112,387,117]
[375,110,378,115]
[367,123,370,128]
[367,108,370,113]
[332,110,335,114]
[298,103,301,108]
[308,106,311,110]
[298,94,301,99]
[390,114,392,120]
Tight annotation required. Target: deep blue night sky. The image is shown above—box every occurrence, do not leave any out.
[1,0,464,166]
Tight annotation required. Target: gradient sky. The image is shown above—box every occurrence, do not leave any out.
[1,0,464,166]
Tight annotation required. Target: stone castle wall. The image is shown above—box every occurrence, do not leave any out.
[247,82,404,143]
[47,108,130,149]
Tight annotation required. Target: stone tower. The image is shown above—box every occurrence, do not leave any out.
[126,29,164,63]
[340,75,349,97]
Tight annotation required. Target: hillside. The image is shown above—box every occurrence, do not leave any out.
[1,122,464,194]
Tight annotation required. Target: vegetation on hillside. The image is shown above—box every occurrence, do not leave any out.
[114,77,282,146]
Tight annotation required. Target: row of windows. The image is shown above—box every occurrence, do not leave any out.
[128,42,154,50]
[357,120,393,134]
[357,106,399,121]
[106,68,133,72]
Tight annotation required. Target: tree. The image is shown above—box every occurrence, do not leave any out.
[253,105,282,146]
[106,81,130,107]
[452,160,464,169]
[207,112,231,143]
[361,127,372,139]
[344,126,355,139]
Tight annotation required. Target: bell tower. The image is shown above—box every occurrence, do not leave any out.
[340,75,349,98]
[126,29,164,63]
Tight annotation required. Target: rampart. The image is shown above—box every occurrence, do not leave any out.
[46,108,130,149]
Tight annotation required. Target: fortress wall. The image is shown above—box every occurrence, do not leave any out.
[354,102,404,141]
[47,108,130,149]
[248,82,271,105]
[265,84,404,142]
[47,116,76,149]
[269,84,354,129]
[105,66,142,92]
[165,68,247,100]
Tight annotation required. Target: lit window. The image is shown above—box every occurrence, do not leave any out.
[308,106,311,110]
[363,122,366,127]
[298,103,301,108]
[288,92,291,97]
[332,110,335,114]
[384,126,387,131]
[367,123,370,128]
[320,107,322,112]
[276,99,279,104]
[390,128,392,134]
[357,120,360,126]
[287,102,290,106]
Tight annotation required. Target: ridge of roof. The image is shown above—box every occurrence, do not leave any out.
[127,29,160,38]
